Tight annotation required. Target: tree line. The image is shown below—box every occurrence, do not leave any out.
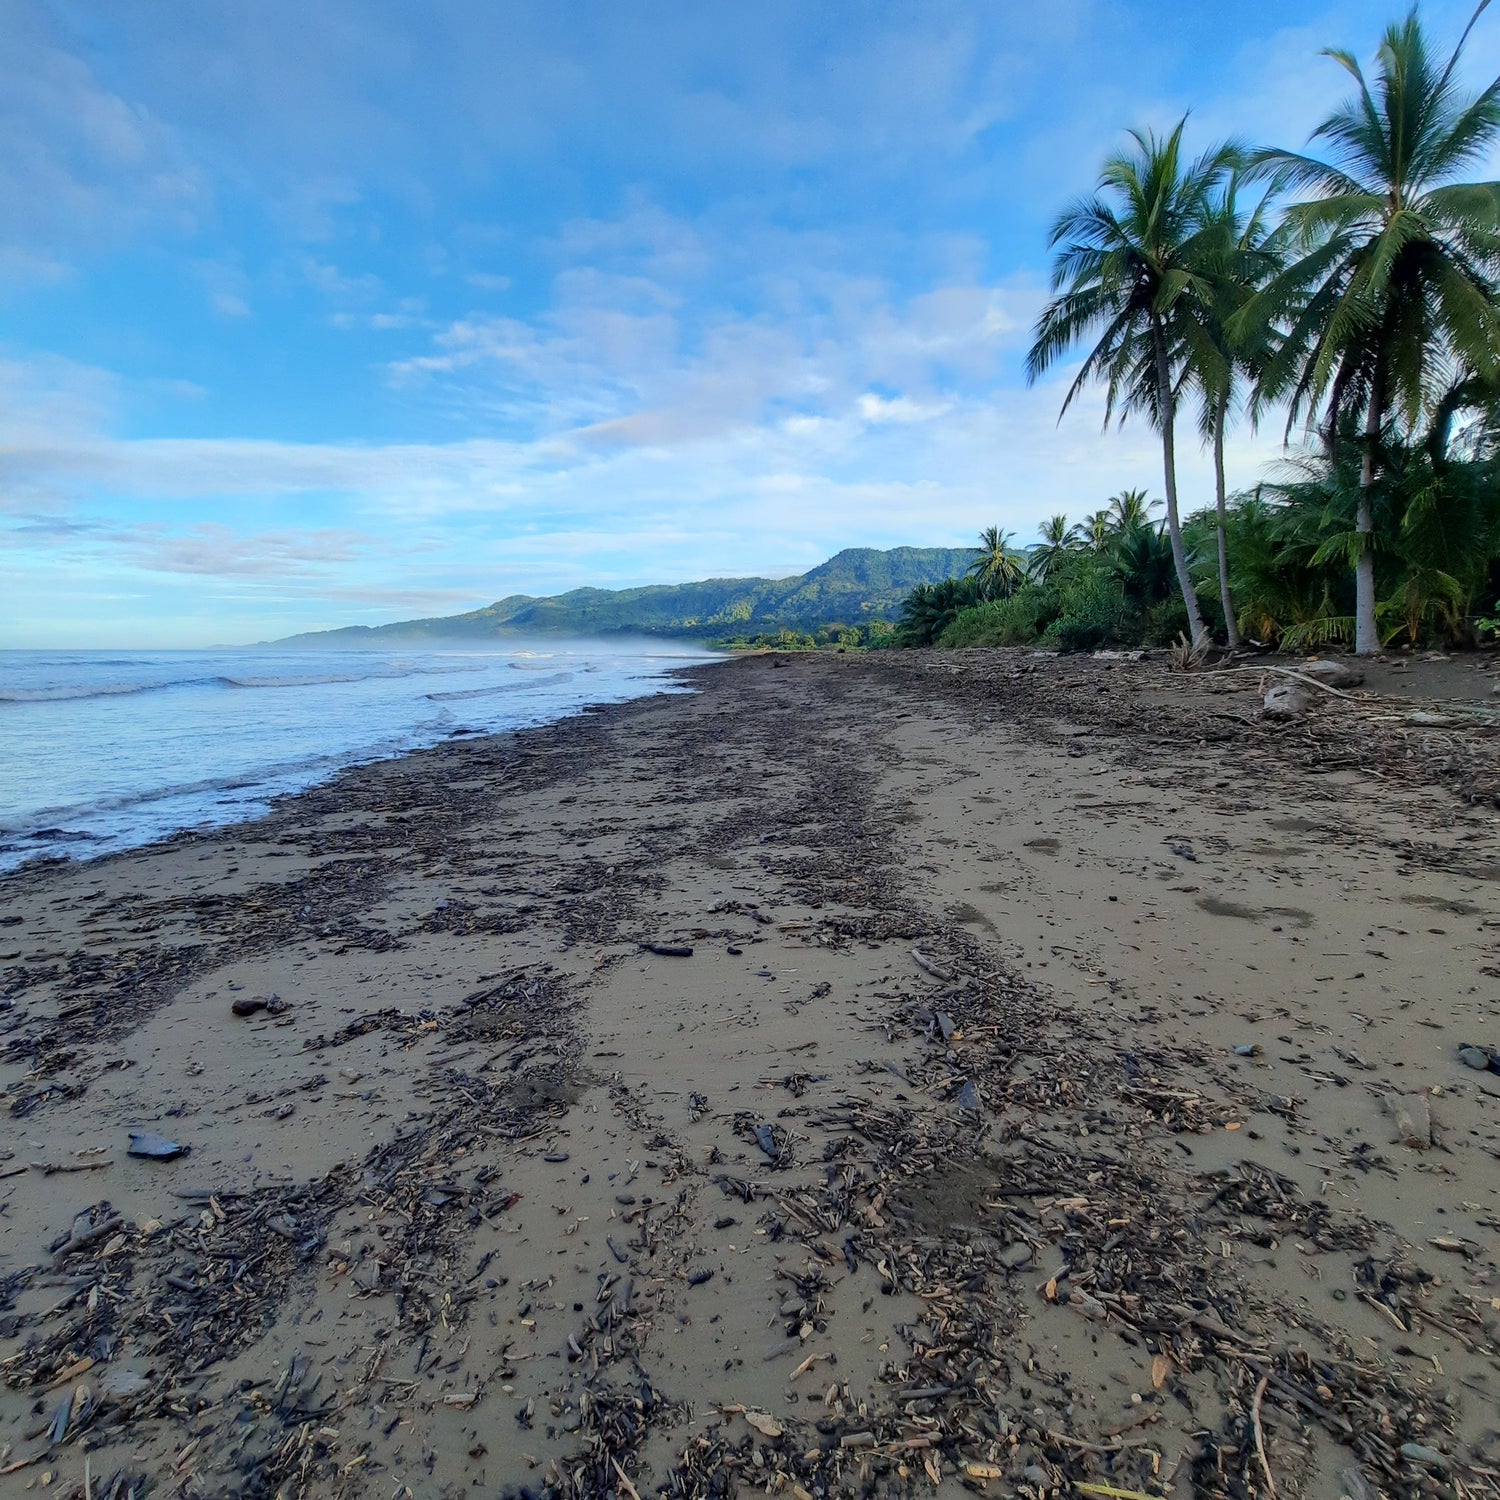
[946,3,1500,658]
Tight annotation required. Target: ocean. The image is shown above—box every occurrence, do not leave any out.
[0,642,718,873]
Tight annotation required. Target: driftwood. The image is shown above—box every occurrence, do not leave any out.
[1196,664,1366,701]
[51,1214,124,1267]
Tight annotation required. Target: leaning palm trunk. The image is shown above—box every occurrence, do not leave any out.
[1152,318,1209,645]
[1353,394,1382,655]
[1212,396,1240,648]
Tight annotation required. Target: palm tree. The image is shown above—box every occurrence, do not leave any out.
[1028,119,1237,647]
[1243,3,1500,654]
[1031,513,1081,579]
[1184,172,1283,649]
[1107,487,1162,533]
[1083,508,1114,553]
[895,577,984,646]
[967,526,1028,598]
[1114,522,1178,606]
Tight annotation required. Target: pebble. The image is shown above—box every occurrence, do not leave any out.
[127,1131,187,1160]
[1399,1444,1450,1469]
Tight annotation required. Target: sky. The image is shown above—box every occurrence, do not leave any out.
[4,0,1497,646]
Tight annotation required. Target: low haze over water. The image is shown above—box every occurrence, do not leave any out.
[0,643,714,871]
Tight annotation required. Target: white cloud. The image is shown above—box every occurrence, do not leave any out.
[0,0,204,272]
[856,393,953,424]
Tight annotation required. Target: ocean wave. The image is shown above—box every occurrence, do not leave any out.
[223,670,413,689]
[0,660,493,704]
[0,676,235,704]
[0,737,418,837]
[426,671,573,701]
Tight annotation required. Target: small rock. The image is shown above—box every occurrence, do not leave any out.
[1233,1043,1262,1057]
[232,993,286,1017]
[97,1367,151,1403]
[956,1079,981,1111]
[127,1131,187,1160]
[353,1259,383,1292]
[1299,659,1364,689]
[1264,683,1311,719]
[1458,1044,1490,1070]
[1399,1443,1450,1470]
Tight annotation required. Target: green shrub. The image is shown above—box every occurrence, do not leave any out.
[1142,596,1191,646]
[937,589,1057,646]
[1043,571,1135,651]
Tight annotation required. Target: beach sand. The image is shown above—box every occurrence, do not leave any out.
[2,649,1498,1499]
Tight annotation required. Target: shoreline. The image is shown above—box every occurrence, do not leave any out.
[2,650,1498,1498]
[0,650,718,879]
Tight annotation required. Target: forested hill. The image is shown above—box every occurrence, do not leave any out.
[274,546,977,644]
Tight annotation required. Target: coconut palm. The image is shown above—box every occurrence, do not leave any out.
[1114,522,1178,606]
[1107,487,1162,533]
[1030,513,1082,579]
[1184,172,1284,649]
[1083,508,1114,553]
[1028,119,1238,646]
[967,526,1028,598]
[1242,2,1500,654]
[895,577,984,646]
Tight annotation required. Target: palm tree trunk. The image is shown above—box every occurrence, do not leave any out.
[1212,395,1240,649]
[1354,392,1382,656]
[1152,318,1208,646]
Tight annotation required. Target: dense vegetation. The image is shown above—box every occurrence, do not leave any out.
[276,547,978,646]
[899,416,1500,651]
[996,4,1500,657]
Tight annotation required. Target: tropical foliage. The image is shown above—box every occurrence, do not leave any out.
[1026,119,1237,645]
[912,4,1500,659]
[1241,3,1500,653]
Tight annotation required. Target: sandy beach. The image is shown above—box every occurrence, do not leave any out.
[2,650,1499,1500]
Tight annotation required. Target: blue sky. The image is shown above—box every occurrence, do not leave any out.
[4,0,1495,646]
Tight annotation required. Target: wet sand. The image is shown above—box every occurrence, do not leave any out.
[1,649,1498,1500]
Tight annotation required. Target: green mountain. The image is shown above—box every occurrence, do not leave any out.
[275,546,977,644]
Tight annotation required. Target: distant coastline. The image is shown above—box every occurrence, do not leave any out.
[269,545,979,647]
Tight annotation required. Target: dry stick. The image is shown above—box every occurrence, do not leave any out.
[1042,1429,1147,1455]
[909,949,953,982]
[610,1458,642,1500]
[51,1215,124,1268]
[1252,1374,1277,1500]
[1193,665,1366,701]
